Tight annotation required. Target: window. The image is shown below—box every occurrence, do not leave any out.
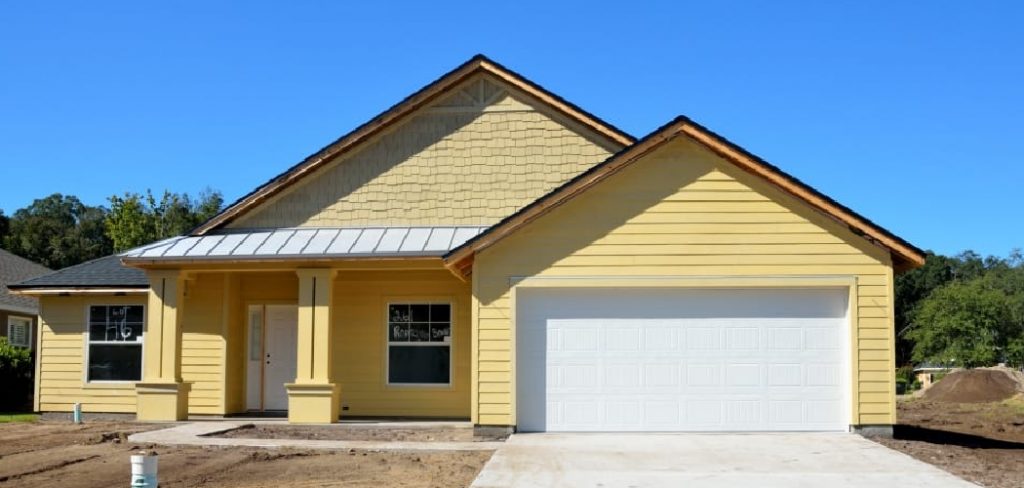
[387,303,451,385]
[7,317,31,348]
[87,305,144,382]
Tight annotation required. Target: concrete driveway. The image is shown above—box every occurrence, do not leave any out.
[471,433,978,488]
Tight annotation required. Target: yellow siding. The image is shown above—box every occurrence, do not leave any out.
[473,137,896,427]
[229,75,619,228]
[179,273,227,415]
[333,269,471,418]
[37,295,145,413]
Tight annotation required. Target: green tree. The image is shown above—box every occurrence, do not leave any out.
[105,189,224,252]
[0,210,9,245]
[2,194,111,269]
[905,279,1013,368]
[894,252,957,364]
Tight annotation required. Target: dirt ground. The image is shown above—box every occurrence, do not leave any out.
[0,421,492,487]
[218,423,506,442]
[875,397,1024,488]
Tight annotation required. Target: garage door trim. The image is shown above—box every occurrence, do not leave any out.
[508,275,858,431]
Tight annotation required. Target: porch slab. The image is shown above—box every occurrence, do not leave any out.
[128,421,503,452]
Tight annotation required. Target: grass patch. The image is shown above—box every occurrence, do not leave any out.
[1000,395,1024,415]
[0,413,38,423]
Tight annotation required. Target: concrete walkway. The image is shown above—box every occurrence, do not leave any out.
[128,421,503,452]
[471,433,979,488]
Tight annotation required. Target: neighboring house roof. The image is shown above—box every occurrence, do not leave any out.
[9,255,148,292]
[121,226,487,265]
[444,116,927,276]
[190,54,636,236]
[0,249,51,313]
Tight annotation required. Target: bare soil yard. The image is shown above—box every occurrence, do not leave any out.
[876,397,1024,488]
[0,421,491,487]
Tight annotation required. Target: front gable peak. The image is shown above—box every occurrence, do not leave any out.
[192,55,635,235]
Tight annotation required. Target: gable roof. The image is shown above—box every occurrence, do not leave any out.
[9,255,147,293]
[191,54,636,236]
[0,249,50,313]
[443,116,927,276]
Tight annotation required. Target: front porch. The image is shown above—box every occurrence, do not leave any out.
[135,263,471,423]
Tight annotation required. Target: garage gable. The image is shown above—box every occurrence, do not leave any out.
[469,132,901,428]
[446,117,924,276]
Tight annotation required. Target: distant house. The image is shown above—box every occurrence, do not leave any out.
[0,249,50,349]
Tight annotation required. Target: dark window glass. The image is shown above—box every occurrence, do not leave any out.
[89,305,144,342]
[409,323,430,342]
[410,304,430,322]
[430,304,450,322]
[389,304,410,323]
[388,346,449,384]
[389,323,409,341]
[88,345,142,381]
[430,323,451,342]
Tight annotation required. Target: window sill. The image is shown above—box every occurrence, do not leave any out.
[83,382,138,389]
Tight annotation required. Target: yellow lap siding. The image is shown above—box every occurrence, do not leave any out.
[332,269,471,418]
[36,295,146,413]
[472,136,898,427]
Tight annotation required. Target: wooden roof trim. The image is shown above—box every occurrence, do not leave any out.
[444,116,926,276]
[677,122,926,270]
[191,55,635,236]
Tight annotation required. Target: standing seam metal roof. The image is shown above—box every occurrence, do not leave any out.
[121,226,488,261]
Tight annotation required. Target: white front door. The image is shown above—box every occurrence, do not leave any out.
[246,304,298,411]
[516,287,850,432]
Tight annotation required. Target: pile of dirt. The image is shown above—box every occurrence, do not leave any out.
[921,368,1023,403]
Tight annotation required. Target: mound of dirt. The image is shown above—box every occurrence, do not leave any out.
[921,368,1023,403]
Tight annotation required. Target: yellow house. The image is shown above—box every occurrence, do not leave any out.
[11,55,924,434]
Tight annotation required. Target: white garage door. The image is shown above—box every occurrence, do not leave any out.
[516,287,849,432]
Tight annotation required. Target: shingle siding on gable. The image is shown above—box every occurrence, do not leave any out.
[229,76,618,229]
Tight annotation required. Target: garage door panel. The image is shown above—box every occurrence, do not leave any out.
[516,287,849,432]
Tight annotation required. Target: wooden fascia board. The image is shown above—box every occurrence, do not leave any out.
[676,123,926,270]
[192,57,635,236]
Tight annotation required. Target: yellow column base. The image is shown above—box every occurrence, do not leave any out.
[285,383,340,424]
[136,382,190,421]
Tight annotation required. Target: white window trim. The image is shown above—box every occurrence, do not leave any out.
[7,316,32,348]
[384,301,453,388]
[84,304,146,384]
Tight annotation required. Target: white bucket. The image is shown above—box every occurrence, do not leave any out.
[130,451,158,487]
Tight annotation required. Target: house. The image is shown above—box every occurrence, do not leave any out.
[0,249,50,349]
[10,55,924,434]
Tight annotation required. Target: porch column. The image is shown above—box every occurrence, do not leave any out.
[136,270,190,421]
[286,268,340,423]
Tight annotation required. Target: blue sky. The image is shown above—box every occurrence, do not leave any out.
[1,2,1021,257]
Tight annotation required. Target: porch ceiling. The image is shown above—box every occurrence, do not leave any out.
[120,226,487,263]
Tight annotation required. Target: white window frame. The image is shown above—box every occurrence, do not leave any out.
[84,304,146,384]
[385,301,453,388]
[7,316,32,348]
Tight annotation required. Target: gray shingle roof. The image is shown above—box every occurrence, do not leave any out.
[9,254,147,290]
[0,249,51,312]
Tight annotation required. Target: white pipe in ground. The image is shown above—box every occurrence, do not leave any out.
[72,403,82,424]
[130,451,158,487]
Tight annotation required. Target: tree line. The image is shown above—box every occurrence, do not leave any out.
[0,190,224,269]
[896,250,1024,368]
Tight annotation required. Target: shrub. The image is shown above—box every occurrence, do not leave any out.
[0,337,33,411]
